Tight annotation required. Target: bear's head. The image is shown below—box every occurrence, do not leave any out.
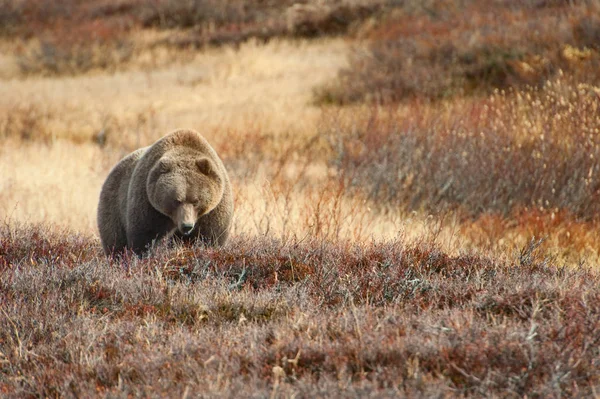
[147,150,224,236]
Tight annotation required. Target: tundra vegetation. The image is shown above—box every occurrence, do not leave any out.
[1,0,600,397]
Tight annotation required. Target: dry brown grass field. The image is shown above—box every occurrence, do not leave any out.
[2,1,600,397]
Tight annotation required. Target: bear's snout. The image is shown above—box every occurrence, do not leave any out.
[180,222,195,235]
[174,203,197,235]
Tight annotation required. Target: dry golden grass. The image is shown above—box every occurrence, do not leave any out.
[0,141,108,232]
[0,36,342,215]
[2,35,600,266]
[2,35,398,242]
[0,36,348,145]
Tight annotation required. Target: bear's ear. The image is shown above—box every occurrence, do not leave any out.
[196,158,213,176]
[158,158,173,174]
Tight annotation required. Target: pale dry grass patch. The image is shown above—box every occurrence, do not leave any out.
[0,48,18,79]
[0,141,110,232]
[459,210,600,268]
[231,164,469,256]
[0,37,348,147]
[232,178,401,242]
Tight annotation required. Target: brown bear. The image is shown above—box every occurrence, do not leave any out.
[97,129,233,256]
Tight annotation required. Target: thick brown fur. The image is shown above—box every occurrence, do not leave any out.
[97,129,233,256]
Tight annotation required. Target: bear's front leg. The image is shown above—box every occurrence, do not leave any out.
[126,212,174,256]
[127,228,162,255]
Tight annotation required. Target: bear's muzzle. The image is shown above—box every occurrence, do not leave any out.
[175,203,197,235]
[180,222,195,235]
